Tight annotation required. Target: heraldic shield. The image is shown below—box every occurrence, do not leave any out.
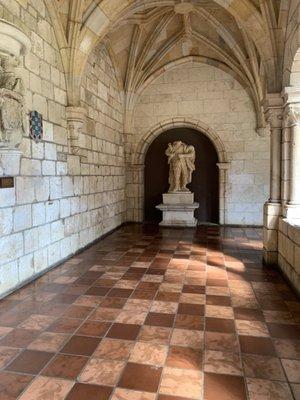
[0,89,24,148]
[29,110,43,143]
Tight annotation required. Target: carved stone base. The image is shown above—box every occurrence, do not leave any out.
[156,192,199,227]
[0,148,22,176]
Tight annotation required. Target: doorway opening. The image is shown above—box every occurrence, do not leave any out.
[144,127,219,224]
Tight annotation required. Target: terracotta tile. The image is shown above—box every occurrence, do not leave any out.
[155,292,181,302]
[204,350,243,376]
[112,388,156,400]
[236,320,269,337]
[60,335,101,356]
[131,290,157,300]
[47,318,82,334]
[150,301,178,314]
[94,338,133,360]
[281,359,300,383]
[267,323,300,339]
[0,371,33,399]
[28,332,68,352]
[85,287,110,296]
[138,326,171,345]
[178,303,204,316]
[145,313,175,327]
[18,376,74,400]
[174,314,204,331]
[159,367,202,398]
[166,346,203,370]
[118,362,162,392]
[239,336,276,356]
[100,298,127,309]
[206,305,234,319]
[204,372,246,400]
[62,305,94,319]
[0,347,20,369]
[206,295,231,306]
[179,293,205,304]
[246,378,293,400]
[273,339,300,359]
[108,288,133,298]
[0,329,39,348]
[205,332,239,352]
[124,299,152,312]
[19,315,56,330]
[89,307,120,321]
[65,383,112,400]
[42,354,88,380]
[76,321,111,337]
[129,342,168,366]
[171,329,204,349]
[242,354,285,380]
[79,357,125,385]
[107,323,141,340]
[158,396,193,400]
[116,310,147,325]
[5,350,54,374]
[205,317,235,333]
[183,285,205,294]
[233,308,264,321]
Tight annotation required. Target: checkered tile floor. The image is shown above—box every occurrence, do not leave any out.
[0,224,299,399]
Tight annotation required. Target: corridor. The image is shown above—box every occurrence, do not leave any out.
[0,224,299,399]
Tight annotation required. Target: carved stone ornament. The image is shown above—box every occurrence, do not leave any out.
[0,19,30,176]
[166,141,196,192]
[66,106,86,155]
[284,105,300,128]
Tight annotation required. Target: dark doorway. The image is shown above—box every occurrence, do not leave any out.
[144,128,219,224]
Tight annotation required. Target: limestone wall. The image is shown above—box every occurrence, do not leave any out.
[278,218,300,294]
[0,1,125,297]
[128,63,270,225]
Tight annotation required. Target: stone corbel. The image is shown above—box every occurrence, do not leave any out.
[284,105,300,128]
[0,19,30,176]
[66,106,86,156]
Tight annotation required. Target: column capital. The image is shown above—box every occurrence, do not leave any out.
[262,93,283,130]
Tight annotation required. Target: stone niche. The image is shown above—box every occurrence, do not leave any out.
[0,19,30,177]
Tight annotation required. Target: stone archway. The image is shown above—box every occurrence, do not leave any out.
[126,118,229,225]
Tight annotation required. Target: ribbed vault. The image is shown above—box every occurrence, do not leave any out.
[46,0,297,130]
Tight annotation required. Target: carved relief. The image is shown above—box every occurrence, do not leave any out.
[0,54,25,149]
[166,141,196,192]
[66,106,86,156]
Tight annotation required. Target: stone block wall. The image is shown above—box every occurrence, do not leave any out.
[278,218,300,294]
[128,63,270,225]
[0,1,125,297]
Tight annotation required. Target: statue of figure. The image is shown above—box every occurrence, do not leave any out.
[166,140,196,192]
[0,54,25,148]
[0,54,23,94]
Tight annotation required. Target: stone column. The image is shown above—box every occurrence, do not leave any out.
[284,104,300,220]
[217,162,229,225]
[262,94,283,265]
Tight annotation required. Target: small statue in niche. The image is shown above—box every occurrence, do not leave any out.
[166,140,196,192]
[0,53,25,148]
[0,53,23,94]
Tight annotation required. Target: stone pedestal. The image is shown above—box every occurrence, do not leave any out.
[156,192,199,227]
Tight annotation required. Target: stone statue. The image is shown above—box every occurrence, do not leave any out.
[0,53,25,148]
[166,140,196,192]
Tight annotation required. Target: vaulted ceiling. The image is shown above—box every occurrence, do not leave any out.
[48,0,294,129]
